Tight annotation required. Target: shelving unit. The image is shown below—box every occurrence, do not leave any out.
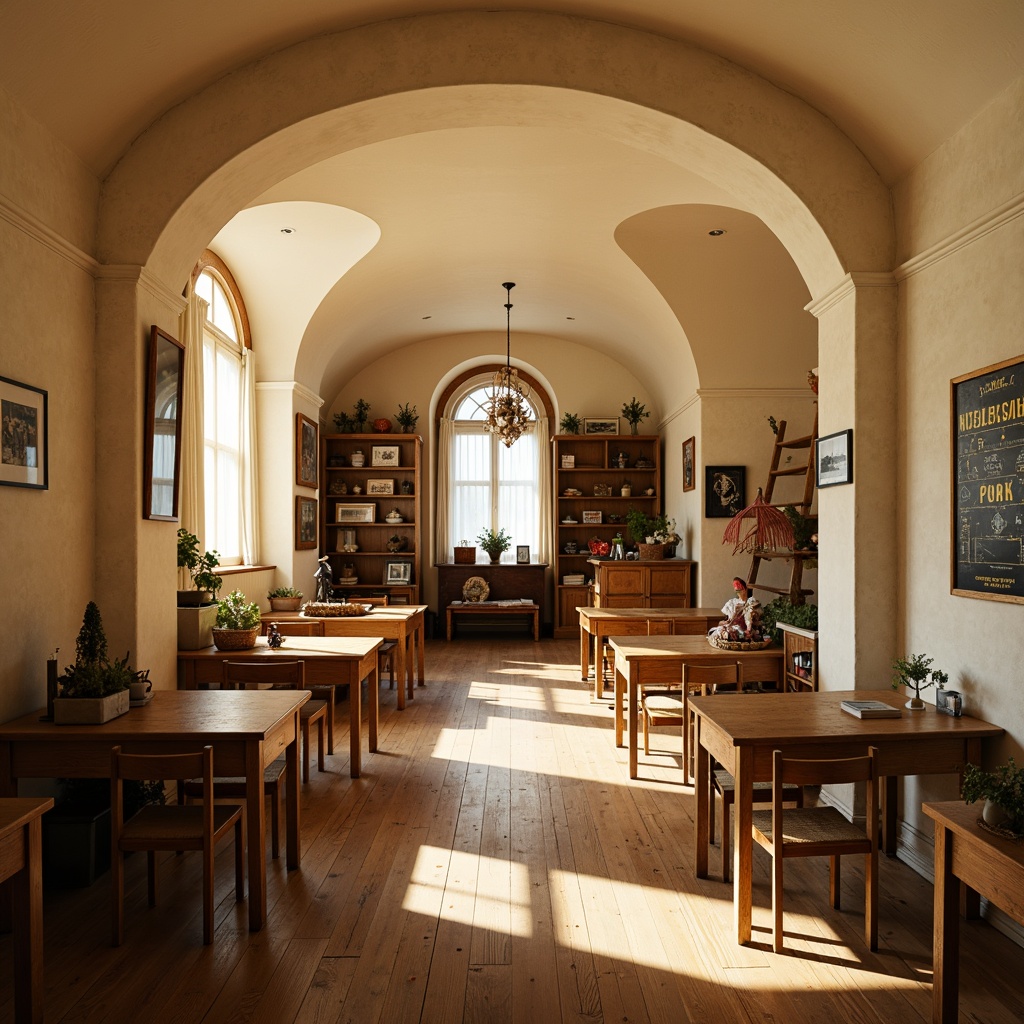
[551,433,662,638]
[777,621,818,692]
[320,433,422,604]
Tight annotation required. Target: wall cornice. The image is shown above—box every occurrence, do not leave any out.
[0,192,96,274]
[805,271,896,318]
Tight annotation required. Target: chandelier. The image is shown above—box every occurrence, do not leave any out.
[484,281,531,448]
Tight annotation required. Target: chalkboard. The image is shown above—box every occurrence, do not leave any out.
[951,354,1024,603]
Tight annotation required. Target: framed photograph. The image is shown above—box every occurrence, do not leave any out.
[296,413,318,489]
[584,417,619,435]
[384,558,413,585]
[0,375,48,490]
[366,478,394,495]
[371,445,400,467]
[516,545,530,564]
[560,454,575,469]
[816,429,853,488]
[142,326,184,518]
[295,496,317,549]
[705,466,745,518]
[582,510,603,524]
[951,354,1024,604]
[335,503,375,524]
[682,436,696,492]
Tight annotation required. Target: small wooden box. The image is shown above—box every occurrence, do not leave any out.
[454,546,477,564]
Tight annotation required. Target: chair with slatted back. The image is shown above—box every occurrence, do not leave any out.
[268,621,336,755]
[222,659,327,783]
[752,746,879,953]
[111,745,244,946]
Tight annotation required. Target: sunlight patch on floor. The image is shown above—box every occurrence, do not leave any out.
[403,845,533,937]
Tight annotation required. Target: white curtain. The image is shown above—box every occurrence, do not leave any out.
[435,416,454,561]
[239,345,259,565]
[178,294,207,587]
[535,415,552,563]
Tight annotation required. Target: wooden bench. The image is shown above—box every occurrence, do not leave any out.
[446,601,539,641]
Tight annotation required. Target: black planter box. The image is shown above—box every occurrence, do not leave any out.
[42,804,111,888]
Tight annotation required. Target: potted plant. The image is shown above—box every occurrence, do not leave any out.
[625,508,674,558]
[176,528,222,605]
[212,589,262,651]
[962,758,1024,835]
[621,397,650,435]
[891,652,948,710]
[54,602,139,724]
[559,411,581,434]
[396,402,419,432]
[477,527,512,564]
[268,586,303,612]
[761,597,818,643]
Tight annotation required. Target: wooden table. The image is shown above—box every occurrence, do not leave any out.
[262,606,426,710]
[0,796,52,1024]
[447,600,539,641]
[0,690,306,932]
[923,800,1024,1023]
[610,635,784,779]
[178,636,382,776]
[689,689,1003,946]
[578,606,721,694]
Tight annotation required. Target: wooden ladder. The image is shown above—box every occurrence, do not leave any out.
[747,411,817,605]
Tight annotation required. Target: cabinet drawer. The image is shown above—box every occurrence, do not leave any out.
[602,567,647,596]
[649,567,690,597]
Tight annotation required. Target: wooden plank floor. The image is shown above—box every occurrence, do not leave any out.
[3,637,1022,1023]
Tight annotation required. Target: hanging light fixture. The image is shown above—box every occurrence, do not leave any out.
[484,281,531,448]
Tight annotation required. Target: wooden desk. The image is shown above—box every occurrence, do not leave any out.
[0,797,52,1024]
[178,636,381,776]
[262,605,426,710]
[689,690,1003,946]
[923,800,1024,1023]
[436,563,548,629]
[610,635,784,779]
[578,607,721,694]
[0,691,306,932]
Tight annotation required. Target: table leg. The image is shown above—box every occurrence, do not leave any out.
[350,668,363,778]
[734,745,753,945]
[580,625,590,684]
[245,739,267,930]
[368,657,379,754]
[628,665,639,780]
[695,719,710,878]
[285,719,300,870]
[614,661,625,748]
[11,815,45,1024]
[933,819,959,1024]
[394,637,408,711]
[883,775,897,855]
[404,632,415,702]
[533,607,539,641]
[416,619,426,687]
[446,608,453,641]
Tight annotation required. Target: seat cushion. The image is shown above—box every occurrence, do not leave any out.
[751,806,868,846]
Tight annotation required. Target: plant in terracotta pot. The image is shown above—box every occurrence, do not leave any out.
[212,589,262,650]
[477,527,512,564]
[267,586,303,612]
[962,758,1024,836]
[891,652,947,710]
[621,396,650,435]
[176,528,222,605]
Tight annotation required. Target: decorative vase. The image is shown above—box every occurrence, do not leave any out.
[629,423,638,435]
[350,450,365,468]
[982,798,1011,829]
[372,418,392,433]
[621,486,631,497]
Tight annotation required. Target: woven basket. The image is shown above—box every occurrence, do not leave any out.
[637,542,665,560]
[301,601,371,617]
[707,634,774,652]
[211,627,260,651]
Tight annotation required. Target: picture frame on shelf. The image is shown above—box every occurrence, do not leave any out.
[0,374,48,490]
[295,496,317,549]
[371,445,400,467]
[366,478,394,495]
[815,429,853,488]
[682,436,695,491]
[336,502,375,523]
[142,327,183,518]
[516,545,530,564]
[295,413,318,489]
[384,558,413,585]
[583,417,619,435]
[705,466,745,518]
[582,510,603,524]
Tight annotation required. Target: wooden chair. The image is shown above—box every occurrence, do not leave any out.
[222,660,327,783]
[681,662,743,778]
[752,746,879,953]
[110,745,244,946]
[268,621,335,754]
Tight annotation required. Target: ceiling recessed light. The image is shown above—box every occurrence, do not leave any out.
[280,227,295,234]
[708,229,725,236]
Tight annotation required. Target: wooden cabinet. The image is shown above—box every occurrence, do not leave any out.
[320,433,422,603]
[777,621,818,691]
[552,433,662,638]
[435,563,548,615]
[589,558,694,608]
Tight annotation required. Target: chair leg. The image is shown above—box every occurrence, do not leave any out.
[642,707,650,754]
[722,789,732,883]
[865,846,878,951]
[682,690,690,779]
[324,695,335,756]
[772,842,785,953]
[270,783,281,859]
[301,718,311,783]
[112,849,124,946]
[316,716,325,773]
[234,818,246,902]
[708,770,717,842]
[203,839,214,946]
[147,851,158,907]
[830,854,841,909]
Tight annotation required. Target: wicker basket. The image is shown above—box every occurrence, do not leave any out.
[211,627,260,651]
[453,546,477,564]
[707,634,774,652]
[637,542,665,560]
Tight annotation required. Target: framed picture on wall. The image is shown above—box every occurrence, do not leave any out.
[296,413,318,489]
[682,436,695,491]
[0,374,48,490]
[705,466,745,518]
[815,429,853,488]
[295,496,317,549]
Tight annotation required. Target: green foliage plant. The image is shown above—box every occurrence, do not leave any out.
[621,397,650,433]
[962,758,1024,835]
[353,398,371,431]
[760,598,818,644]
[176,528,222,596]
[396,403,419,432]
[268,586,302,599]
[891,653,947,700]
[332,411,354,432]
[216,590,261,630]
[58,602,138,697]
[625,508,670,545]
[476,527,512,560]
[559,412,581,434]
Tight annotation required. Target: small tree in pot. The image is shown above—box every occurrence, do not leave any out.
[477,527,512,564]
[177,528,222,605]
[212,590,262,650]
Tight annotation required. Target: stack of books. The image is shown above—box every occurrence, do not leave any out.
[840,700,901,719]
[563,573,586,586]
